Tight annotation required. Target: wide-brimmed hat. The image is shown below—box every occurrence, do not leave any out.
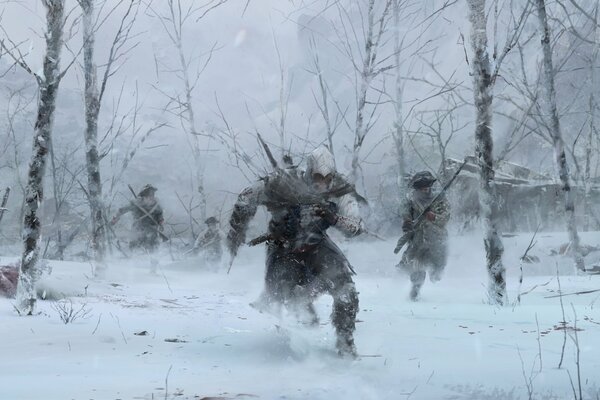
[138,184,157,197]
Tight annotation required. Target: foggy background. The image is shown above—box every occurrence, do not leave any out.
[1,0,598,253]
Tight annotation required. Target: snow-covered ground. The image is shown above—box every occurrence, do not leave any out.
[1,231,600,400]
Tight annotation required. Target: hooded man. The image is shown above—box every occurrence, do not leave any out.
[226,146,363,357]
[397,171,450,300]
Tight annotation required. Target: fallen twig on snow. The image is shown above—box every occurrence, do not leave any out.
[544,289,600,299]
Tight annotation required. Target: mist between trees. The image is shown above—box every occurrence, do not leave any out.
[0,0,599,310]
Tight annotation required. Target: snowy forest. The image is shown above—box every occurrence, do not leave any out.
[1,0,600,399]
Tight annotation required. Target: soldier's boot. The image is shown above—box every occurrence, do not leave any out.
[429,267,444,283]
[409,270,426,301]
[336,332,357,359]
[331,283,359,358]
[290,285,320,327]
[409,285,420,301]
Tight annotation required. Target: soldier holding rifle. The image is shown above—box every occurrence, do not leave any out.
[395,162,466,301]
[111,184,166,252]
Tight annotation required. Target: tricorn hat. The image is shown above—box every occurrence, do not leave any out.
[410,171,436,189]
[138,184,157,197]
[205,216,218,225]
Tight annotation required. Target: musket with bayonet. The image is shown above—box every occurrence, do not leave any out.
[124,184,169,242]
[393,160,467,254]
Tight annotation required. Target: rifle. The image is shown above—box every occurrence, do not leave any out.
[126,184,169,242]
[393,160,467,254]
[248,233,276,247]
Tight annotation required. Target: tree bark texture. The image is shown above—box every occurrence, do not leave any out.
[535,0,585,271]
[16,0,66,315]
[583,6,598,232]
[82,0,106,262]
[392,0,406,190]
[351,0,375,185]
[467,0,506,304]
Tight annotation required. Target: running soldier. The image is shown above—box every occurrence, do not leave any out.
[111,184,165,252]
[226,146,364,357]
[397,171,450,301]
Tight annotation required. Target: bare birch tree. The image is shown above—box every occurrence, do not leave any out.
[535,0,585,271]
[334,0,394,186]
[410,98,469,177]
[466,0,530,304]
[392,0,406,187]
[2,85,36,228]
[150,0,227,222]
[388,1,464,188]
[77,0,140,263]
[308,36,339,162]
[0,0,69,314]
[502,0,600,231]
[556,0,600,231]
[583,5,599,231]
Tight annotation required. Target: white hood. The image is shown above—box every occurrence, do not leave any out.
[305,146,336,178]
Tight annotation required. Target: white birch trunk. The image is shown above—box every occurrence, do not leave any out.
[467,0,507,304]
[81,0,106,262]
[535,0,585,271]
[392,0,406,188]
[309,36,336,165]
[583,6,598,232]
[176,26,207,222]
[351,0,375,184]
[16,0,66,315]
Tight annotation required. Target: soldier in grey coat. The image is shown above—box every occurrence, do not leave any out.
[397,171,450,301]
[111,184,165,252]
[226,146,363,357]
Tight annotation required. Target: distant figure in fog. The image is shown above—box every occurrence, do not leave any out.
[397,171,450,301]
[193,216,223,267]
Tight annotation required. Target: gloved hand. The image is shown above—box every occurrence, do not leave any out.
[425,211,436,222]
[313,202,338,225]
[402,219,413,232]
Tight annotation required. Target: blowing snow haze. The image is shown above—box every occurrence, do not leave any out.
[1,0,600,399]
